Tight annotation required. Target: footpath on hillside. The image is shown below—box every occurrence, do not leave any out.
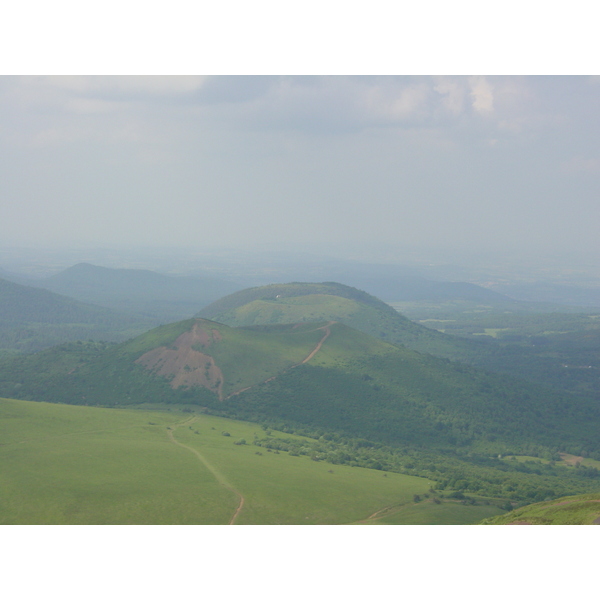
[167,417,245,525]
[225,321,334,399]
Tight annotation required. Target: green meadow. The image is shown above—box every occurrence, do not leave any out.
[214,295,363,326]
[1,397,453,525]
[482,493,600,525]
[364,499,504,525]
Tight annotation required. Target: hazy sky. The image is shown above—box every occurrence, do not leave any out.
[1,75,598,261]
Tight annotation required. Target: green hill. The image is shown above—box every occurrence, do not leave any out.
[0,277,152,353]
[196,281,485,361]
[197,282,600,398]
[482,492,600,524]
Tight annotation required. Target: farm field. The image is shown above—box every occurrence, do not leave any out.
[0,397,454,525]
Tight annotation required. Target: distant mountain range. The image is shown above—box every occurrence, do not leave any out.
[487,282,600,308]
[3,260,585,319]
[29,263,243,321]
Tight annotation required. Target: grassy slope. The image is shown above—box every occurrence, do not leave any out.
[369,499,504,525]
[195,322,329,396]
[0,398,235,524]
[0,397,456,525]
[116,318,331,396]
[482,493,600,525]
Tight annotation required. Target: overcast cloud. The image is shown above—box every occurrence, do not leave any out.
[0,75,598,261]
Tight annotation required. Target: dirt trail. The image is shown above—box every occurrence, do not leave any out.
[300,322,333,364]
[166,417,245,525]
[225,322,334,400]
[355,503,399,524]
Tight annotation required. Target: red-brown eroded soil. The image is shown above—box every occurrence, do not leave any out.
[135,323,225,399]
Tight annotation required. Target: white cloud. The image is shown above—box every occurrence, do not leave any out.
[468,76,494,114]
[433,77,466,116]
[362,82,430,122]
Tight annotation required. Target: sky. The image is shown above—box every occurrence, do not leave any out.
[0,75,598,264]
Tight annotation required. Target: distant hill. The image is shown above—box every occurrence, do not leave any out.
[482,492,600,524]
[35,263,242,321]
[0,277,152,352]
[486,282,600,309]
[335,271,522,304]
[197,282,600,395]
[196,281,487,361]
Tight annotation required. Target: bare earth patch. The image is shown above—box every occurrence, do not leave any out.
[559,453,584,466]
[135,323,225,398]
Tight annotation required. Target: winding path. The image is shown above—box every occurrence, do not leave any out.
[225,322,335,400]
[167,417,245,525]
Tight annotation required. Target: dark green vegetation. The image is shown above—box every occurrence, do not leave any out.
[407,308,600,396]
[34,263,241,321]
[482,492,600,525]
[0,277,153,353]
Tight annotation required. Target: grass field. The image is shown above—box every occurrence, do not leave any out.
[482,493,600,525]
[1,397,462,524]
[217,295,362,326]
[362,499,504,525]
[0,398,237,524]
